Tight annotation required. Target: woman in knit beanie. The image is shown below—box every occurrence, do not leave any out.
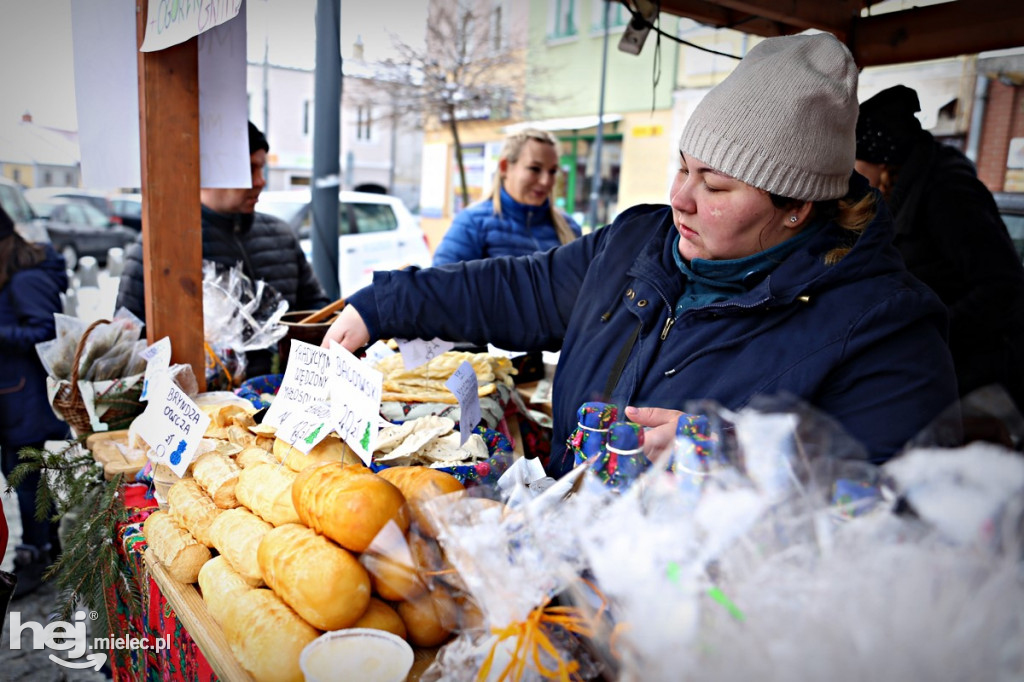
[855,85,1024,424]
[322,33,960,474]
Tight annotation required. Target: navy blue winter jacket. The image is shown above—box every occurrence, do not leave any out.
[0,245,70,448]
[351,180,958,477]
[432,187,582,265]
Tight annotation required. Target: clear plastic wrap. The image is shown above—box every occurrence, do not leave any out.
[202,261,289,387]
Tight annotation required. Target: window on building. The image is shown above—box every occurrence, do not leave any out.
[591,0,629,31]
[65,172,74,185]
[357,106,372,140]
[303,100,311,135]
[548,0,579,39]
[43,170,52,185]
[12,169,19,183]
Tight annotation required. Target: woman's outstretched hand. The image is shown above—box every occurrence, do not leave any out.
[624,405,683,461]
[321,303,370,351]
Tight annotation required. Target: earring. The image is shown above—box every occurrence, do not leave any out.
[789,215,799,223]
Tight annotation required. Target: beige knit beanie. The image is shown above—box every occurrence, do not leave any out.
[678,33,858,202]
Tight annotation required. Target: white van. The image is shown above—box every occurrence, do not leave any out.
[257,189,432,298]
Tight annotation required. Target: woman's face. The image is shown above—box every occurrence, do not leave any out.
[670,153,793,262]
[502,139,559,206]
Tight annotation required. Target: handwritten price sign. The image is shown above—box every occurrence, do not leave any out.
[328,342,383,465]
[262,340,333,429]
[277,401,333,454]
[395,337,455,372]
[139,337,171,402]
[445,361,481,445]
[132,374,211,478]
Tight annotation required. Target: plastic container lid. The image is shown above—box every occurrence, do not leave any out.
[299,628,414,682]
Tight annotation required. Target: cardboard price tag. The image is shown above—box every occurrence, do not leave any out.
[278,401,333,454]
[139,337,171,402]
[328,342,383,466]
[262,340,332,429]
[395,337,455,371]
[132,374,211,478]
[445,361,481,445]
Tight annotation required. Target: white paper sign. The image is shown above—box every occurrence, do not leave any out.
[140,337,172,401]
[71,0,141,189]
[395,338,455,372]
[329,342,384,466]
[362,340,397,368]
[141,0,243,52]
[277,401,333,454]
[197,3,250,187]
[133,375,211,477]
[445,361,481,445]
[262,340,332,429]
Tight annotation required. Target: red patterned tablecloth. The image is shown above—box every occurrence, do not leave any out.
[107,483,218,682]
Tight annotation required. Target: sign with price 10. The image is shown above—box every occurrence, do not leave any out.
[328,342,384,465]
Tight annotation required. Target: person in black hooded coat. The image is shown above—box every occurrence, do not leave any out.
[856,85,1024,423]
[0,205,69,597]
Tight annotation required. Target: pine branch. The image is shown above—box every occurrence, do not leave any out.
[9,441,142,636]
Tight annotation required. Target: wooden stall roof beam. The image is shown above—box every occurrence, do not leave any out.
[656,0,1024,67]
[851,0,1024,68]
[136,0,205,391]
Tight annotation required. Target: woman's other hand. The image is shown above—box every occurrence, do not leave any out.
[624,405,683,461]
[321,304,370,351]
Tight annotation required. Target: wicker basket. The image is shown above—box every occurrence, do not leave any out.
[50,318,145,437]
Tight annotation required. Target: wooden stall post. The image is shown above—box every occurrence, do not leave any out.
[135,1,206,391]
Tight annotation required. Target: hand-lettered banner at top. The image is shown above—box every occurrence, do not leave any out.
[140,0,243,52]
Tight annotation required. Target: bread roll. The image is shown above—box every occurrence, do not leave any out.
[377,466,465,537]
[192,452,241,509]
[237,446,277,469]
[236,462,301,526]
[293,463,409,553]
[258,523,371,630]
[208,507,273,586]
[143,510,211,584]
[198,555,253,625]
[353,598,407,640]
[274,435,365,473]
[222,588,320,682]
[397,586,457,647]
[167,478,223,548]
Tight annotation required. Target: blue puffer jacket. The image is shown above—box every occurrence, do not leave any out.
[0,245,70,448]
[351,180,958,477]
[432,187,582,265]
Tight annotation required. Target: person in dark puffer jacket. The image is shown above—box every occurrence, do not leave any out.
[116,122,329,377]
[855,85,1024,422]
[432,128,581,265]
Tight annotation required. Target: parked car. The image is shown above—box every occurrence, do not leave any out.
[31,198,138,269]
[24,187,123,225]
[0,177,49,243]
[257,190,432,298]
[109,193,143,230]
[995,192,1024,262]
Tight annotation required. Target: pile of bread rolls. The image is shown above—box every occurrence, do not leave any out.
[143,403,476,682]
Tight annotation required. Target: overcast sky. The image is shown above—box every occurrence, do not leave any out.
[0,0,426,132]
